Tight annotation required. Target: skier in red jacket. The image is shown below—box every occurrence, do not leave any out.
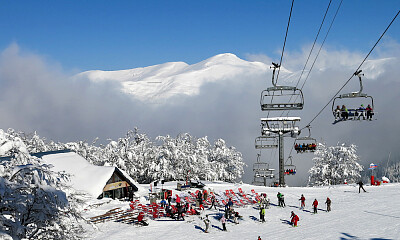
[137,212,148,226]
[312,199,318,214]
[299,194,305,209]
[290,211,299,227]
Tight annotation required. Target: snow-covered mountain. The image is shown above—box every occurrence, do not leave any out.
[76,53,289,103]
[75,53,391,104]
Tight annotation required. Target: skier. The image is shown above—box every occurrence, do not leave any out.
[176,204,184,221]
[312,199,318,214]
[234,211,240,224]
[358,180,366,193]
[137,212,148,226]
[290,211,299,227]
[277,192,282,207]
[325,197,331,212]
[228,198,234,208]
[258,237,262,240]
[167,193,172,205]
[299,194,306,209]
[224,204,230,218]
[175,194,181,206]
[160,199,167,208]
[366,104,373,120]
[203,189,208,201]
[260,207,265,222]
[209,195,217,210]
[280,193,286,207]
[203,215,210,233]
[221,214,227,231]
[197,191,203,206]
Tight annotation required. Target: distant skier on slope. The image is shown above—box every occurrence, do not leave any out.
[312,199,318,214]
[358,180,367,193]
[299,194,306,209]
[277,192,285,207]
[221,214,227,231]
[260,207,265,222]
[325,197,331,212]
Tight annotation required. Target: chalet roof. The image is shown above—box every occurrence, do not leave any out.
[38,150,145,198]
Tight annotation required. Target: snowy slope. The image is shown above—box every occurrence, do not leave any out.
[83,182,400,240]
[76,54,290,103]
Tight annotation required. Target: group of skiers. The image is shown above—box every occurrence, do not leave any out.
[298,194,331,214]
[334,104,373,121]
[284,169,296,175]
[141,189,335,232]
[294,143,317,152]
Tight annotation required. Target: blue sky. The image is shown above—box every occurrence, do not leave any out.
[1,0,400,71]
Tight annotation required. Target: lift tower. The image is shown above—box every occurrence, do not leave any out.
[260,117,300,186]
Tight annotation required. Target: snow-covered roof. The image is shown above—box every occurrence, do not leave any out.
[39,151,145,198]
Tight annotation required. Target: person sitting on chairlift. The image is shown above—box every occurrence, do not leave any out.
[366,104,373,120]
[341,105,349,120]
[334,105,341,120]
[295,144,299,153]
[311,143,316,151]
[357,104,366,120]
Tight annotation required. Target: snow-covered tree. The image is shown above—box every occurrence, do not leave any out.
[5,127,245,183]
[384,161,400,182]
[0,129,85,239]
[308,143,364,186]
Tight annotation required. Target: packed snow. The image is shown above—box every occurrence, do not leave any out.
[82,181,400,240]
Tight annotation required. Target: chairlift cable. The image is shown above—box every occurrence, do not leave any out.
[298,0,342,92]
[276,0,295,85]
[301,9,400,130]
[282,0,341,118]
[295,0,333,89]
[267,0,294,119]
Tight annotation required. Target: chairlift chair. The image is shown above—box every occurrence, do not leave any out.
[332,70,375,123]
[284,156,297,176]
[253,153,275,179]
[255,135,278,149]
[260,62,304,111]
[294,126,317,153]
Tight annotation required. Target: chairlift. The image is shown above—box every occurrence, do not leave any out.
[255,135,278,149]
[332,70,375,123]
[284,156,296,175]
[294,126,317,153]
[260,62,304,111]
[253,153,275,179]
